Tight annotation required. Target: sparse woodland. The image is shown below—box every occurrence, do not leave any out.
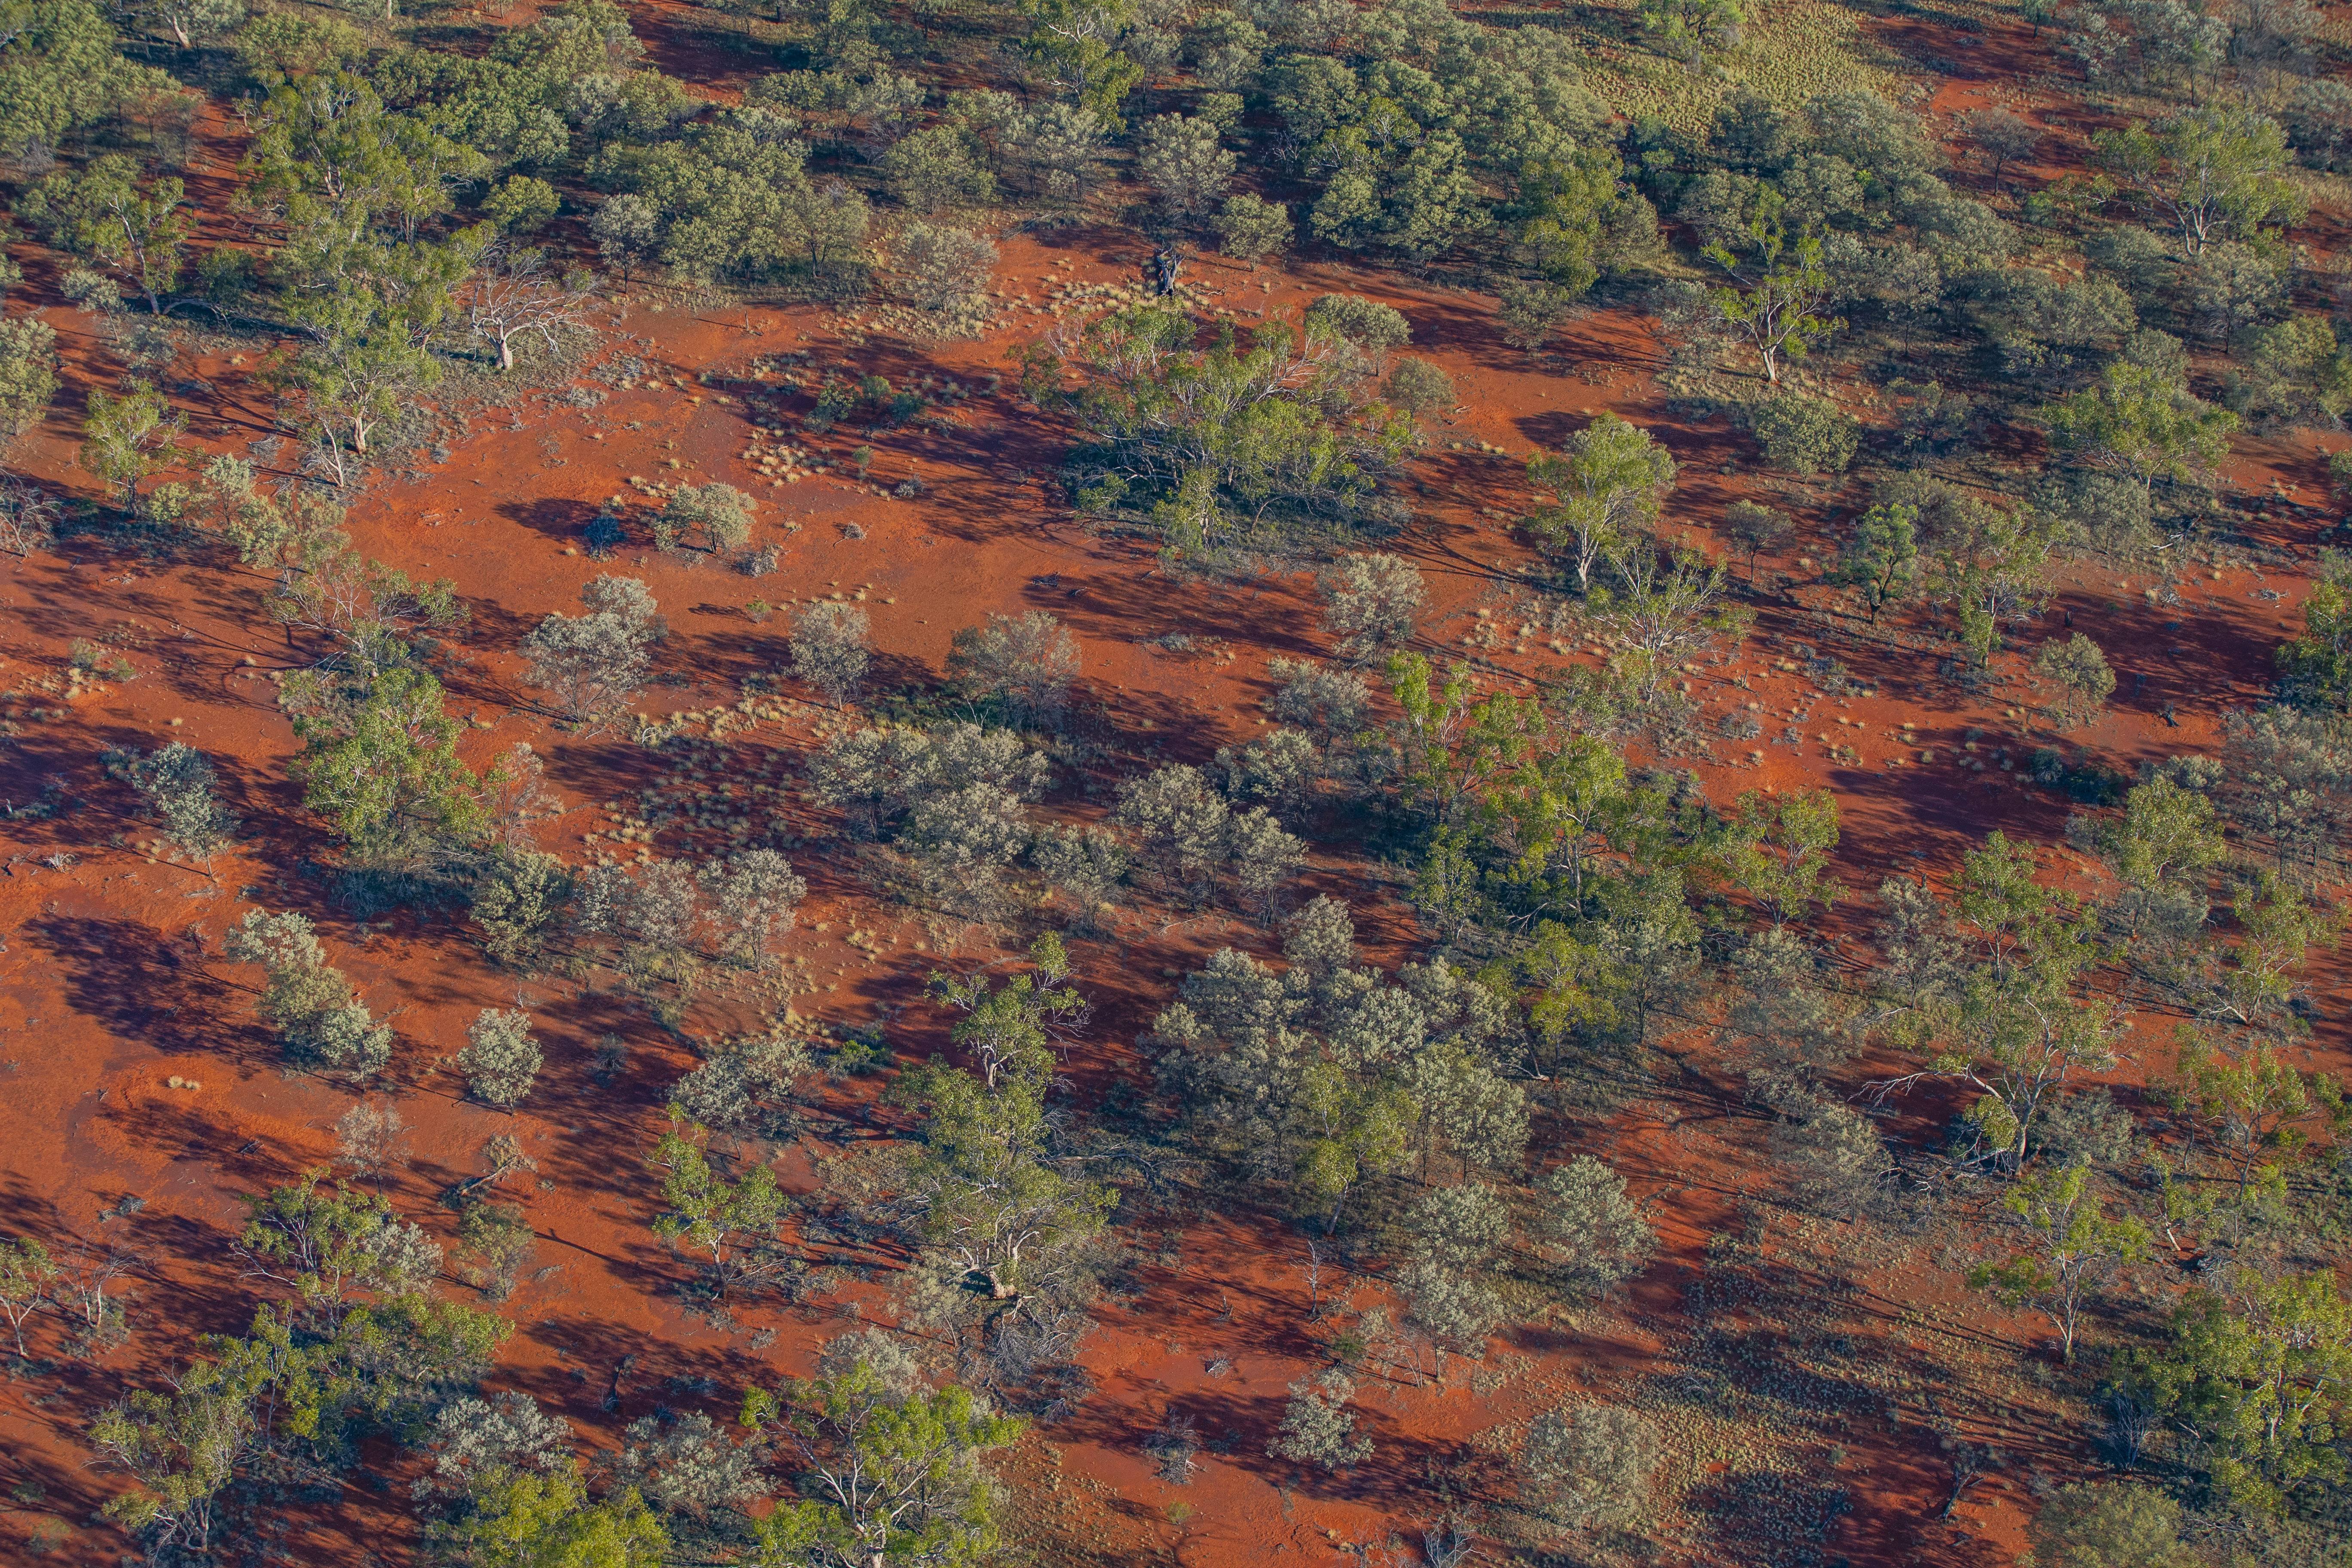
[3,0,2352,1564]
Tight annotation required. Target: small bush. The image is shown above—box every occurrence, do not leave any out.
[1522,1404,1658,1532]
[1383,357,1454,416]
[1751,393,1858,474]
[459,1009,542,1108]
[790,602,871,706]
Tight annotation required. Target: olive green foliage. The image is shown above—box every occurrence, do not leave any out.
[0,1236,60,1356]
[2095,107,2304,256]
[1750,392,1856,474]
[283,665,492,875]
[2043,362,2237,500]
[1497,277,1574,355]
[223,909,395,1078]
[657,482,756,555]
[2135,1271,2352,1514]
[1383,356,1453,417]
[459,1009,542,1108]
[1834,502,1918,625]
[1266,2,1606,262]
[882,124,993,214]
[92,1286,506,1558]
[2278,548,2352,713]
[1525,414,1676,593]
[2033,633,2117,728]
[482,175,560,233]
[1213,192,1292,266]
[888,222,996,319]
[23,155,194,314]
[1873,833,2115,1172]
[1030,305,1419,557]
[1515,145,1655,295]
[2029,1485,2194,1568]
[1522,1403,1658,1531]
[591,120,869,284]
[1136,112,1236,226]
[741,1344,1023,1568]
[0,315,59,436]
[0,0,179,159]
[104,741,239,861]
[2230,314,2352,428]
[1154,898,1525,1228]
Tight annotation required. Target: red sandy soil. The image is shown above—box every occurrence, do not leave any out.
[2,11,2349,1568]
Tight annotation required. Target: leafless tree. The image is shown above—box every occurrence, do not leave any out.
[336,1099,413,1192]
[462,245,599,373]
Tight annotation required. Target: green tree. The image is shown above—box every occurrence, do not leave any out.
[1721,788,1844,930]
[1213,192,1291,268]
[1834,502,1919,626]
[0,1235,57,1356]
[2154,1034,2343,1241]
[2083,773,2225,939]
[1514,147,1638,298]
[1874,833,2117,1172]
[24,155,194,315]
[221,909,395,1078]
[78,380,184,514]
[646,1125,791,1300]
[889,1057,1114,1300]
[1525,415,1677,594]
[2095,107,2304,256]
[2033,633,2117,728]
[2043,362,2238,503]
[741,1346,1025,1568]
[926,934,1081,1090]
[1640,0,1744,67]
[0,315,59,436]
[1704,222,1839,384]
[1136,113,1235,227]
[2141,1272,2352,1513]
[1968,1161,2150,1361]
[2277,548,2352,712]
[438,1470,668,1568]
[284,665,492,875]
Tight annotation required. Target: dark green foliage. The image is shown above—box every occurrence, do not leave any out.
[469,850,573,969]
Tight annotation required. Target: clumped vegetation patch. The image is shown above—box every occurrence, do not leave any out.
[6,0,2352,1564]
